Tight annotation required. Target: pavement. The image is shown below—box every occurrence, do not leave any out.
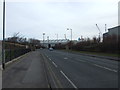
[3,50,49,88]
[2,49,119,88]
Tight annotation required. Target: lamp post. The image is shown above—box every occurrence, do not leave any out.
[67,28,72,50]
[2,0,5,69]
[64,34,67,40]
[47,36,49,48]
[55,34,58,43]
[67,28,72,41]
[43,33,45,48]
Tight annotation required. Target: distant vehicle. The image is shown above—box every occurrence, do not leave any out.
[49,48,53,51]
[40,48,43,50]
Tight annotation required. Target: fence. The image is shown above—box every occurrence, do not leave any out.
[5,42,31,63]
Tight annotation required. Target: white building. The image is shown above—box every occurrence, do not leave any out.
[40,39,69,48]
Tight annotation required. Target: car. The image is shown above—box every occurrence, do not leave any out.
[40,48,43,50]
[49,48,53,51]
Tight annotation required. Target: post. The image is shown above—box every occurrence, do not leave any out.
[70,29,72,41]
[57,34,58,43]
[55,34,58,43]
[70,29,72,50]
[67,28,73,50]
[2,0,5,69]
[43,33,45,48]
[47,36,49,48]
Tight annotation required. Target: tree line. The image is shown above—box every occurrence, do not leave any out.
[54,35,119,54]
[4,33,41,50]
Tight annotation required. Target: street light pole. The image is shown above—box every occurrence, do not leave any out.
[47,36,49,48]
[55,34,58,43]
[43,33,45,48]
[67,28,72,41]
[67,28,73,50]
[2,0,5,69]
[70,29,72,41]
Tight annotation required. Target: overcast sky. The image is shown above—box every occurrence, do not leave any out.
[0,0,119,40]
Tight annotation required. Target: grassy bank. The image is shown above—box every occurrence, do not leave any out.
[61,49,119,58]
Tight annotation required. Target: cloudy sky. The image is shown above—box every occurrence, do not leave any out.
[0,0,119,40]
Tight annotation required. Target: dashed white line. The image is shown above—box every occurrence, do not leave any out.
[64,57,68,59]
[60,70,77,88]
[52,61,58,67]
[78,60,86,62]
[49,58,51,61]
[93,64,117,72]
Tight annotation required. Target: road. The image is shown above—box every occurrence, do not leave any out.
[3,49,118,88]
[40,49,118,88]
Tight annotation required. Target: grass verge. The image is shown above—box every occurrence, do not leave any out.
[61,49,119,58]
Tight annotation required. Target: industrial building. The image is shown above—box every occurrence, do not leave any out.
[103,25,120,42]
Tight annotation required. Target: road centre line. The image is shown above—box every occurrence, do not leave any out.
[52,61,58,67]
[93,64,117,72]
[60,70,77,88]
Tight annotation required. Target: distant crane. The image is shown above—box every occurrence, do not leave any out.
[96,24,102,42]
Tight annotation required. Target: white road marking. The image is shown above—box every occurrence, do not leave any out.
[49,58,51,61]
[93,64,117,72]
[64,57,68,59]
[78,60,86,62]
[60,70,77,88]
[52,62,58,67]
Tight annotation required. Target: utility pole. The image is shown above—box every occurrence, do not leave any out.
[2,0,5,69]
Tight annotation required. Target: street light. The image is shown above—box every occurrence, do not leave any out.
[64,34,67,40]
[55,34,58,43]
[67,28,72,50]
[67,28,72,41]
[2,0,5,69]
[47,36,49,48]
[43,33,45,48]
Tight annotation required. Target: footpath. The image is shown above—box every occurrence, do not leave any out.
[2,50,49,88]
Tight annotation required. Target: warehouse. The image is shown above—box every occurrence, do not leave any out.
[103,26,120,42]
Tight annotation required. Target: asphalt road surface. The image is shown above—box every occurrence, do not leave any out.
[3,49,119,88]
[40,49,118,88]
